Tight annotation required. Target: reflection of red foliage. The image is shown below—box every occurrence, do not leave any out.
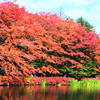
[0,86,68,100]
[0,85,100,100]
[96,91,100,100]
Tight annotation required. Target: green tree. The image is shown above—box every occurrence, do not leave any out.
[76,17,94,32]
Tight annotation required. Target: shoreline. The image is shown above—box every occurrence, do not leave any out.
[0,76,100,86]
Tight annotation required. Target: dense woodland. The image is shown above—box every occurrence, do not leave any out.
[0,2,100,81]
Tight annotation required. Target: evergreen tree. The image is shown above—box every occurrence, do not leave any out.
[76,17,94,32]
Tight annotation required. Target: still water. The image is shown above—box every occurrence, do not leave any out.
[0,86,100,100]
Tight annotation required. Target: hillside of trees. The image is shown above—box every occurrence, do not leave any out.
[0,2,99,81]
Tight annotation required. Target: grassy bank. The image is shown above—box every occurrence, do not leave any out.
[69,79,100,91]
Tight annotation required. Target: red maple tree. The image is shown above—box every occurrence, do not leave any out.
[0,1,99,81]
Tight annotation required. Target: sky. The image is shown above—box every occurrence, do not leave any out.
[0,0,100,34]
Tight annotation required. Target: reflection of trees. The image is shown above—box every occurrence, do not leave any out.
[58,89,100,100]
[0,86,68,100]
[0,86,100,100]
[96,91,100,100]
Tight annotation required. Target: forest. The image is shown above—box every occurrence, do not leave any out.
[0,1,99,84]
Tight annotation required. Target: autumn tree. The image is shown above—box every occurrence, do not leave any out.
[0,2,37,76]
[0,2,99,80]
[94,37,100,73]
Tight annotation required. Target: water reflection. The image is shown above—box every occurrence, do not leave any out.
[0,86,100,100]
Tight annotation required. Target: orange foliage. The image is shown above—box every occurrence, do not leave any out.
[95,37,100,63]
[42,65,59,74]
[0,1,99,83]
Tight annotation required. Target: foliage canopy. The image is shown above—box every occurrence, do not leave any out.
[0,2,99,79]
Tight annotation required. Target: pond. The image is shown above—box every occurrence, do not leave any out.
[0,86,100,100]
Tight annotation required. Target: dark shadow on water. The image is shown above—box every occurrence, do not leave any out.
[0,86,100,100]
